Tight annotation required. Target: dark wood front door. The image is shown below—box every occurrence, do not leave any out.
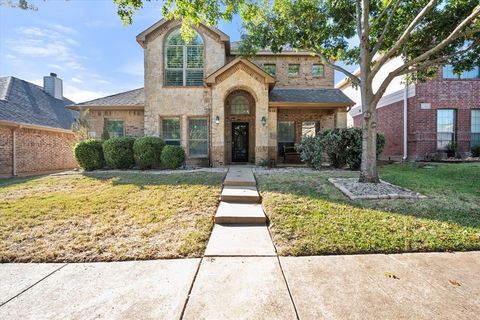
[232,122,249,162]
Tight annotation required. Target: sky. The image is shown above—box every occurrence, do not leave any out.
[0,0,355,103]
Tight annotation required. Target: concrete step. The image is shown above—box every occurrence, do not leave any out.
[204,224,276,256]
[214,202,266,224]
[220,186,260,203]
[224,167,256,187]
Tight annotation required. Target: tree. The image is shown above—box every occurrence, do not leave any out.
[0,0,37,10]
[115,0,480,182]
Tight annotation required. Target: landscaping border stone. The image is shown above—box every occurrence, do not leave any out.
[328,178,427,200]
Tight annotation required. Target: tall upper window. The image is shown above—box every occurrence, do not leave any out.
[230,95,250,115]
[472,110,480,147]
[165,29,204,86]
[443,65,480,79]
[437,109,455,150]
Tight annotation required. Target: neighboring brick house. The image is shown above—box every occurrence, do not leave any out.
[69,19,353,166]
[337,57,480,161]
[0,74,78,177]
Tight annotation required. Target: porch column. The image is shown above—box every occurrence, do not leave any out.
[335,109,348,128]
[268,107,278,162]
[210,86,225,166]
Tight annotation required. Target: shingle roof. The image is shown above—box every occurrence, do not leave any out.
[73,88,144,107]
[269,88,354,105]
[230,41,305,54]
[0,76,78,129]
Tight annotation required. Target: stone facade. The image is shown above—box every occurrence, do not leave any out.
[86,110,144,139]
[0,125,78,177]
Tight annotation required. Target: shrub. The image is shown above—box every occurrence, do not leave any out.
[133,137,165,169]
[343,128,385,170]
[102,137,135,169]
[295,135,323,169]
[73,139,104,171]
[446,142,458,158]
[320,129,349,168]
[161,145,186,169]
[471,145,480,157]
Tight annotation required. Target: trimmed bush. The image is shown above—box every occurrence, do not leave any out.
[471,145,480,157]
[103,137,135,169]
[74,139,104,171]
[320,129,350,168]
[161,145,185,169]
[295,135,323,169]
[133,137,165,169]
[343,128,385,170]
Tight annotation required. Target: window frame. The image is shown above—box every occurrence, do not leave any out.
[104,118,125,138]
[160,117,182,146]
[288,64,300,77]
[164,28,204,87]
[263,63,276,77]
[436,109,456,150]
[230,95,251,115]
[311,64,325,77]
[471,109,480,148]
[187,117,209,158]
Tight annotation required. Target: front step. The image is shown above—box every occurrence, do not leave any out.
[220,186,260,203]
[214,202,266,224]
[223,167,256,187]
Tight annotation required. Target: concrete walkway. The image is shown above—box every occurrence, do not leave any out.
[1,167,479,319]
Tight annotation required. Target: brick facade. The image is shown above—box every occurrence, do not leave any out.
[0,124,78,177]
[86,110,144,139]
[353,72,480,160]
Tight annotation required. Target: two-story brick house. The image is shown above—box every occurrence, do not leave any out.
[338,57,480,161]
[69,19,353,166]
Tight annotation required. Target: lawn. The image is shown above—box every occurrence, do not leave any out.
[0,171,224,262]
[256,163,480,255]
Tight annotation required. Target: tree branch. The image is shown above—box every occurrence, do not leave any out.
[370,0,402,57]
[315,51,360,85]
[371,0,437,78]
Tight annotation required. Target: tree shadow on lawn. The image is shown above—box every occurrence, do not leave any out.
[256,170,480,230]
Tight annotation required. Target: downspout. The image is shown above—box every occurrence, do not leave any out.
[12,128,17,176]
[402,82,408,161]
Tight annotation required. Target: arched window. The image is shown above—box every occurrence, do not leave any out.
[165,28,204,86]
[230,95,250,115]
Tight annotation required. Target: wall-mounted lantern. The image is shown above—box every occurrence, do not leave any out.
[215,116,220,124]
[261,116,267,126]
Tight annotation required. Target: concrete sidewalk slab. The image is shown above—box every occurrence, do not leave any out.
[214,201,266,224]
[0,259,200,320]
[0,263,66,305]
[224,166,256,187]
[182,257,296,320]
[220,186,260,203]
[280,252,480,320]
[205,224,276,256]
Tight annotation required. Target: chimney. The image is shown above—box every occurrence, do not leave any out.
[43,73,63,100]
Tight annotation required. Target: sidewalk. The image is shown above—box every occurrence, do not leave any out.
[1,167,479,319]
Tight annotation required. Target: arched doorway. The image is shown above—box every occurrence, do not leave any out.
[224,90,256,163]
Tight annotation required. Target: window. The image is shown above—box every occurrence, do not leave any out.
[288,64,300,76]
[472,110,480,147]
[443,65,480,79]
[278,121,295,156]
[104,119,124,138]
[263,64,276,76]
[188,118,208,158]
[161,117,181,145]
[165,29,204,86]
[230,95,250,115]
[312,64,324,76]
[302,121,319,138]
[437,109,455,150]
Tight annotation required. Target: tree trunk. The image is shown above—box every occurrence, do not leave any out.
[359,97,379,183]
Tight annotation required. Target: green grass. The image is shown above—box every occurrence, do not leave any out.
[256,163,480,256]
[0,171,224,262]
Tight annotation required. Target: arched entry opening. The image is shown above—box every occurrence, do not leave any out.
[224,90,256,163]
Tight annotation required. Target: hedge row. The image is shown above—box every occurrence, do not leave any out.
[74,137,185,171]
[296,128,385,170]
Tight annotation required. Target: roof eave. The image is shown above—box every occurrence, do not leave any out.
[268,101,354,108]
[0,120,75,134]
[67,105,145,111]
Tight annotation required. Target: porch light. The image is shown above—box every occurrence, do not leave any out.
[261,116,267,126]
[215,116,220,124]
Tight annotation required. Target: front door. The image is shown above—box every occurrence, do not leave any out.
[232,122,249,162]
